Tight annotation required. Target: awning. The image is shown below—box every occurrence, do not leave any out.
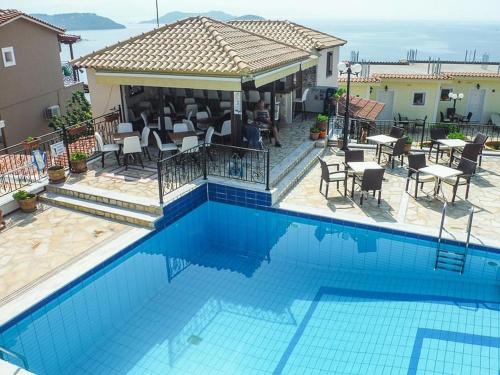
[94,71,242,91]
[253,61,303,88]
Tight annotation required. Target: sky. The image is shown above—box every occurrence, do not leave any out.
[2,0,500,23]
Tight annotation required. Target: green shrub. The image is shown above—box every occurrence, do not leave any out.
[70,152,87,161]
[310,126,320,133]
[49,91,92,130]
[405,137,413,144]
[447,132,466,140]
[24,136,35,142]
[317,114,329,123]
[13,190,34,201]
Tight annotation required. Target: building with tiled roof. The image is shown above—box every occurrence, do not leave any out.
[0,9,83,147]
[337,62,500,124]
[229,20,346,89]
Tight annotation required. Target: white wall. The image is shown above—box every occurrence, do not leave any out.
[86,68,121,117]
[316,46,339,87]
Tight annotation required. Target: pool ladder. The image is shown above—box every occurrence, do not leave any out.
[434,202,474,274]
[0,345,29,371]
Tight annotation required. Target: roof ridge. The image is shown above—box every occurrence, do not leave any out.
[286,20,347,48]
[199,17,250,73]
[0,8,65,33]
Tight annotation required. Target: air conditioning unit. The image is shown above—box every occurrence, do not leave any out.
[44,105,61,119]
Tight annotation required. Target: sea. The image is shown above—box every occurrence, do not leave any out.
[61,20,500,81]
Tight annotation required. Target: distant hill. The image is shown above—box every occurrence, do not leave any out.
[31,13,125,31]
[140,11,264,24]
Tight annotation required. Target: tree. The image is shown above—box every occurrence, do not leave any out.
[49,91,92,130]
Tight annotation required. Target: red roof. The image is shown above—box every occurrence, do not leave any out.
[337,95,385,122]
[0,9,64,33]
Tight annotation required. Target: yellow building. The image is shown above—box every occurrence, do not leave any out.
[339,68,500,124]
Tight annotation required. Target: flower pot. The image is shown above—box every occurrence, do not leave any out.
[70,159,87,173]
[317,121,327,132]
[18,196,37,213]
[404,143,412,154]
[310,132,320,140]
[22,138,40,153]
[318,130,327,139]
[48,165,66,183]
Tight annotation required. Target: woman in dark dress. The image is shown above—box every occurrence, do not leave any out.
[253,100,282,147]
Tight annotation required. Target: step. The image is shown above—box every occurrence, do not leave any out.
[39,192,159,228]
[436,263,463,273]
[47,183,162,215]
[270,141,316,187]
[437,251,466,262]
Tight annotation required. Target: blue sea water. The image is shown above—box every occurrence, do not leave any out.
[60,21,500,64]
[1,201,499,374]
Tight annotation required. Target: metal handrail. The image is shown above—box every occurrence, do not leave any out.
[0,345,29,370]
[462,206,475,274]
[434,201,447,269]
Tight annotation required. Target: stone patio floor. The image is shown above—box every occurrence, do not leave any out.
[0,202,132,305]
[280,149,500,246]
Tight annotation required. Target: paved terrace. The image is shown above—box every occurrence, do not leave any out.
[280,149,500,246]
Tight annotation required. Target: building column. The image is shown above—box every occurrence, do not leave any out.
[158,87,165,139]
[270,82,277,130]
[230,91,242,146]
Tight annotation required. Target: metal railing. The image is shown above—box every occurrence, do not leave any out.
[157,143,270,204]
[0,110,121,197]
[332,117,500,148]
[0,345,29,370]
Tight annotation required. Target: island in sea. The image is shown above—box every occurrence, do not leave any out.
[140,11,264,24]
[31,13,125,31]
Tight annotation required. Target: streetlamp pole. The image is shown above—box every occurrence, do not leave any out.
[338,62,362,151]
[155,0,160,28]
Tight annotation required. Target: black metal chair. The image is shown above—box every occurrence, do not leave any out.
[405,153,435,198]
[378,137,406,168]
[413,115,427,134]
[318,157,348,197]
[389,126,404,139]
[343,149,364,175]
[351,168,385,205]
[452,143,482,173]
[460,112,473,124]
[440,112,451,123]
[469,133,488,166]
[439,157,477,203]
[428,127,447,160]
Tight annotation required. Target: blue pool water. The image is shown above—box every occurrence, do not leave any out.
[1,201,499,374]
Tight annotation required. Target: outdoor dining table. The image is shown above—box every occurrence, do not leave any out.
[167,130,198,145]
[366,134,398,158]
[435,138,467,165]
[419,164,462,198]
[347,161,383,174]
[112,131,141,144]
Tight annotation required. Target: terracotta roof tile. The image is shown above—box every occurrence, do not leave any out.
[73,17,310,76]
[0,9,64,32]
[444,71,500,78]
[337,95,385,121]
[374,73,450,80]
[228,20,346,51]
[338,76,381,83]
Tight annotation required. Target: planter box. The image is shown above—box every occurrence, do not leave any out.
[48,166,66,184]
[18,196,37,213]
[22,138,40,152]
[310,132,320,140]
[70,159,88,173]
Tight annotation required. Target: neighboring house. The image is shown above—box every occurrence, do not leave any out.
[338,63,500,124]
[229,20,346,89]
[0,9,83,147]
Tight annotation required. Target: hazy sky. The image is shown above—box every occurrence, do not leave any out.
[3,0,500,23]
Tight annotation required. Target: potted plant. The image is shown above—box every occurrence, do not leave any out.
[404,137,412,154]
[48,165,66,184]
[70,151,88,173]
[22,136,40,152]
[13,190,37,213]
[316,114,328,139]
[310,126,320,140]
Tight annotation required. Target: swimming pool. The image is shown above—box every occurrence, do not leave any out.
[1,200,499,374]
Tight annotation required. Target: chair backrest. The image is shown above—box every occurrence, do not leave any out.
[153,131,163,148]
[456,157,477,176]
[180,136,199,153]
[205,127,215,144]
[220,91,231,101]
[460,143,482,162]
[184,97,195,105]
[473,133,488,145]
[248,90,261,103]
[140,126,150,147]
[207,90,219,100]
[430,127,447,140]
[163,106,171,115]
[123,136,141,154]
[389,126,404,139]
[392,137,407,157]
[182,119,196,132]
[176,88,186,97]
[407,153,426,171]
[173,123,189,133]
[164,116,173,131]
[301,88,310,102]
[196,111,209,121]
[167,102,176,113]
[185,104,198,117]
[466,112,473,121]
[220,101,231,110]
[446,107,455,118]
[220,120,232,136]
[117,122,133,133]
[318,157,330,180]
[345,149,364,164]
[141,111,148,127]
[205,105,212,118]
[94,132,104,151]
[440,112,445,122]
[361,168,385,191]
[193,89,205,99]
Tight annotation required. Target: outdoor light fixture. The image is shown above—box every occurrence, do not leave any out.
[337,62,362,151]
[384,85,388,91]
[476,84,481,90]
[448,91,464,110]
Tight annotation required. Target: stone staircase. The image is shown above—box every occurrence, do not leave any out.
[39,183,162,228]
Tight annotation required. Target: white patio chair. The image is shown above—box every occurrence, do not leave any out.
[157,116,173,131]
[117,122,133,133]
[214,120,232,143]
[95,132,120,167]
[185,104,198,119]
[248,90,261,104]
[153,131,177,160]
[220,91,231,101]
[193,89,205,100]
[176,88,186,98]
[199,126,215,146]
[141,112,159,130]
[122,136,143,170]
[184,97,196,105]
[183,119,204,136]
[294,88,310,120]
[140,126,151,160]
[207,90,219,100]
[163,106,172,115]
[179,136,199,153]
[220,101,231,110]
[173,123,189,133]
